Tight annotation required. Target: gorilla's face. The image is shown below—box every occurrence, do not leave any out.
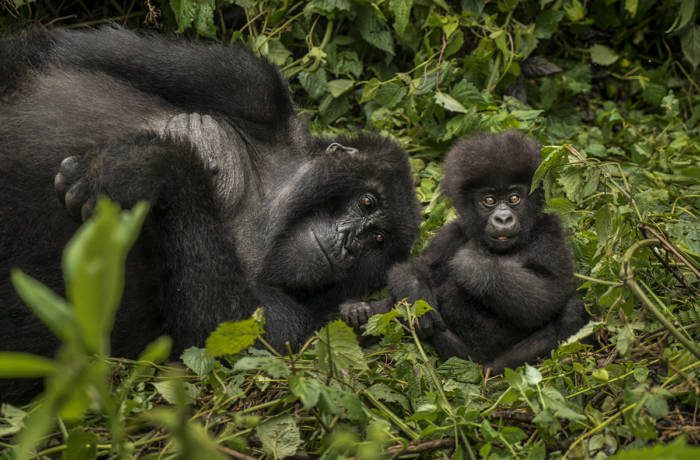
[258,135,420,295]
[265,190,390,288]
[465,184,540,253]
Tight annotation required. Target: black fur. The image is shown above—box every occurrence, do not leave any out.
[0,26,420,402]
[343,131,588,372]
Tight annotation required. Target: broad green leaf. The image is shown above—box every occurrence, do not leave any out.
[0,352,57,378]
[366,383,409,409]
[153,380,198,405]
[318,385,366,421]
[138,336,172,364]
[364,308,401,336]
[10,270,78,346]
[624,0,638,17]
[435,92,468,113]
[63,199,148,356]
[681,25,700,69]
[205,309,265,357]
[437,358,482,383]
[314,320,368,374]
[356,7,395,55]
[256,414,302,459]
[389,0,412,35]
[181,347,215,376]
[169,0,216,38]
[327,79,354,98]
[233,356,290,378]
[0,404,26,438]
[63,430,97,460]
[666,0,695,33]
[298,69,328,100]
[288,374,322,410]
[531,145,566,192]
[589,44,619,66]
[611,437,700,459]
[304,0,352,16]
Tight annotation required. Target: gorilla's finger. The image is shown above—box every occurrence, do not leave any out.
[81,199,96,222]
[54,172,67,204]
[64,181,90,221]
[59,156,81,180]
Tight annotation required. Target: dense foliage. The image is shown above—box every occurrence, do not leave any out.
[1,0,699,458]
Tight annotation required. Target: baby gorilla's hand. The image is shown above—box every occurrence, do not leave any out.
[54,155,95,222]
[340,301,373,331]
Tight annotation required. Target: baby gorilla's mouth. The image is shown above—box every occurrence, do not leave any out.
[497,236,509,241]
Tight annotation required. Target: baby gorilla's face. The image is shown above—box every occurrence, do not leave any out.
[473,184,531,252]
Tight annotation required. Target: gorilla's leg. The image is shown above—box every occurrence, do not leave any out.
[485,296,588,373]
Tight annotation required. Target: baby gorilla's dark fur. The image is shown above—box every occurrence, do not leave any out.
[343,131,588,372]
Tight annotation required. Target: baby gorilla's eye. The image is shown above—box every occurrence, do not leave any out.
[507,193,521,205]
[359,194,375,210]
[483,195,497,207]
[374,232,385,244]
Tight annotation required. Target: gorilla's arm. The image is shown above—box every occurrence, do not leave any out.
[485,296,588,373]
[449,236,573,329]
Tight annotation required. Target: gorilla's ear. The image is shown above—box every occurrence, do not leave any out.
[325,142,359,156]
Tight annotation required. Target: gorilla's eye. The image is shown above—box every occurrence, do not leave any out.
[359,194,375,210]
[374,232,385,244]
[483,195,497,207]
[507,193,521,205]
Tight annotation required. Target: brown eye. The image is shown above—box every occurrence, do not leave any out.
[508,193,521,205]
[483,195,496,207]
[374,233,385,244]
[360,194,375,209]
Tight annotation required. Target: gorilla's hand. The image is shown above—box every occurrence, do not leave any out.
[340,301,372,331]
[414,307,447,339]
[54,155,95,222]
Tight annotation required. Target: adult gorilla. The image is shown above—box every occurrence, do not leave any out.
[0,26,419,401]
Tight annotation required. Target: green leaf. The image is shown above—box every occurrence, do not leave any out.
[364,308,401,336]
[63,430,97,460]
[181,347,215,377]
[318,385,366,421]
[314,320,368,374]
[304,0,352,17]
[389,0,413,35]
[531,145,566,192]
[298,70,328,99]
[233,356,290,378]
[666,0,696,33]
[0,404,27,438]
[205,309,265,357]
[356,7,395,55]
[436,358,482,383]
[138,336,172,364]
[366,383,409,409]
[624,0,638,17]
[327,79,354,98]
[10,270,79,346]
[0,352,57,378]
[63,199,148,355]
[681,25,700,69]
[589,44,619,66]
[612,437,700,459]
[256,414,302,459]
[288,374,322,410]
[435,92,468,113]
[169,0,216,38]
[524,364,542,385]
[153,380,198,405]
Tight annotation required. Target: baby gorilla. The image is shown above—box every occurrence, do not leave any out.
[343,131,588,373]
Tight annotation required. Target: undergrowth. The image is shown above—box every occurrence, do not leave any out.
[1,1,699,458]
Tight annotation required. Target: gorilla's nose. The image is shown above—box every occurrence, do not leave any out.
[492,208,514,229]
